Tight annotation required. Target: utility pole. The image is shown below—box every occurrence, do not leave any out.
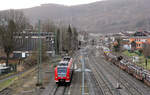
[36,20,42,86]
[81,53,85,95]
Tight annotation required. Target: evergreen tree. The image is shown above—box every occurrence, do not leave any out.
[72,27,78,50]
[67,25,72,51]
[55,29,60,54]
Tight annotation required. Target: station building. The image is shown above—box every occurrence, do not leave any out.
[13,30,55,58]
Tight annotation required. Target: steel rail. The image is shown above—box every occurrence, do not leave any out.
[96,52,143,95]
[52,85,67,95]
[87,55,115,95]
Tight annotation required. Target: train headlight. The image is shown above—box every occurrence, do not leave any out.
[56,76,58,78]
[67,76,69,79]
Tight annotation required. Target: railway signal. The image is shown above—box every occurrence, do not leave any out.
[117,56,123,89]
[117,56,123,61]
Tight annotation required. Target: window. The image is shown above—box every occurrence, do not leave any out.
[57,68,67,77]
[136,44,142,47]
[58,68,66,74]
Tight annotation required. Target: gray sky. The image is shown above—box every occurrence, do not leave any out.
[0,0,103,10]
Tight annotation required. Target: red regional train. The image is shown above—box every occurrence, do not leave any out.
[55,56,74,85]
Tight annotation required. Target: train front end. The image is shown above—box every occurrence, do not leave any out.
[55,61,70,84]
[55,66,67,83]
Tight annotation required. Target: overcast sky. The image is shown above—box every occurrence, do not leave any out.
[0,0,103,10]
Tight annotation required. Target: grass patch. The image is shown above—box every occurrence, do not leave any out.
[123,51,138,57]
[0,77,16,91]
[0,72,17,80]
[0,66,37,92]
[122,50,150,70]
[137,58,150,70]
[19,67,36,79]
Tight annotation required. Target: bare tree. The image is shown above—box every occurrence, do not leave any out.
[0,20,16,66]
[0,10,29,32]
[41,19,56,32]
[143,43,150,57]
[131,41,136,51]
[0,10,29,66]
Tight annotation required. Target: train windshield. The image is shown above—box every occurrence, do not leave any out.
[57,68,67,77]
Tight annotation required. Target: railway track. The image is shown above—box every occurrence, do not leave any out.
[0,66,38,95]
[85,59,103,95]
[94,51,144,95]
[0,88,12,95]
[86,55,115,95]
[85,70,97,95]
[49,52,79,95]
[52,85,67,95]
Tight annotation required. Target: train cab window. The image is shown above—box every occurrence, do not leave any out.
[57,68,67,77]
[58,68,67,74]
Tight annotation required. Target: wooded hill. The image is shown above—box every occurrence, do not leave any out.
[4,0,150,33]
